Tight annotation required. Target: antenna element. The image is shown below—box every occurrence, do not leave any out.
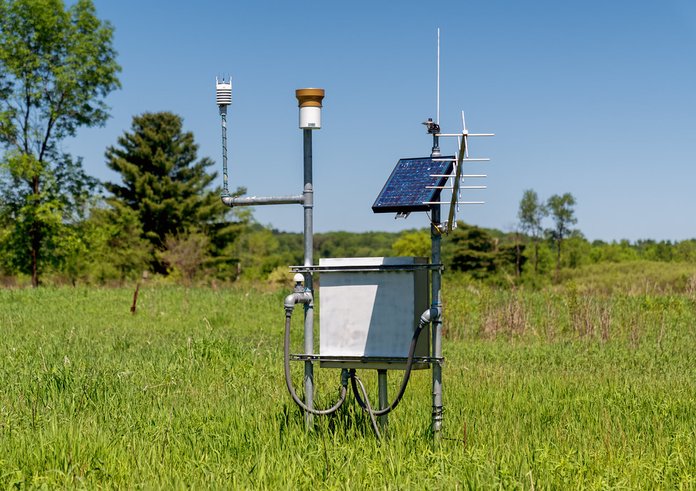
[436,28,440,125]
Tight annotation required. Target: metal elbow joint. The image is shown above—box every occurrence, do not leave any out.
[284,273,313,313]
[221,195,234,207]
[419,307,441,327]
[284,291,313,313]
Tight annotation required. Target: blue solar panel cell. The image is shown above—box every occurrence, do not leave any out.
[372,156,454,213]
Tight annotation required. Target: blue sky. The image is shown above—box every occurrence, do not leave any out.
[66,1,696,241]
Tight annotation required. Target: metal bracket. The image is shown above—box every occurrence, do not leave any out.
[289,354,445,366]
[290,264,444,274]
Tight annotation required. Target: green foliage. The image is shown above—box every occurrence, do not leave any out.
[235,226,294,280]
[0,0,120,143]
[0,152,99,280]
[518,189,547,273]
[0,0,120,286]
[563,230,591,268]
[315,230,396,258]
[634,238,696,262]
[590,239,640,263]
[233,228,406,282]
[105,112,216,246]
[105,112,245,276]
[392,230,430,257]
[447,223,524,281]
[450,223,497,277]
[158,231,211,284]
[546,192,578,278]
[80,204,152,283]
[547,193,577,239]
[495,239,527,280]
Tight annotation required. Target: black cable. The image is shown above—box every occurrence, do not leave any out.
[351,373,381,440]
[284,312,348,416]
[350,369,367,409]
[350,319,427,417]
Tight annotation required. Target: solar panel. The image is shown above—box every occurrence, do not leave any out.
[372,156,454,213]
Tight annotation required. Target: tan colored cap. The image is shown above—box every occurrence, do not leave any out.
[296,88,325,108]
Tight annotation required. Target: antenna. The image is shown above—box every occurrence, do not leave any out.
[439,111,494,233]
[436,28,440,126]
[420,31,495,233]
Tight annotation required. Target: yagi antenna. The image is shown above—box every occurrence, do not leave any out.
[427,29,495,233]
[441,111,494,233]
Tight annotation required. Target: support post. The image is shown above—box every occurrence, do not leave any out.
[219,107,229,197]
[378,369,389,432]
[303,128,315,429]
[431,133,441,157]
[430,204,444,439]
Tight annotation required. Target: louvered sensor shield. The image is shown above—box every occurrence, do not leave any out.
[216,77,232,106]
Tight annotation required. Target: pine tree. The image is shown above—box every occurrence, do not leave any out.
[105,112,239,274]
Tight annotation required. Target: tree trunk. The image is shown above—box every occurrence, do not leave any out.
[31,235,38,287]
[555,238,562,282]
[31,175,40,288]
[515,233,521,277]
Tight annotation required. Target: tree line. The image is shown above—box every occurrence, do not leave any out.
[1,0,694,288]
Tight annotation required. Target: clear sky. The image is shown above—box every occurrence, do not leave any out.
[66,0,696,241]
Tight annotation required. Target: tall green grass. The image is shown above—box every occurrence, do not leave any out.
[0,285,694,488]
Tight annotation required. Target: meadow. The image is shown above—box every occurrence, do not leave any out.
[0,281,694,489]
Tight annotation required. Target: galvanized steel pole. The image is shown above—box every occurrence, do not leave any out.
[303,128,315,428]
[295,88,324,430]
[431,205,444,439]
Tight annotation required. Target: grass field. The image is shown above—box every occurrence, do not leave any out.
[0,282,694,489]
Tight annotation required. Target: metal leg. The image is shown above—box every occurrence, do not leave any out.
[378,369,388,432]
[431,204,443,440]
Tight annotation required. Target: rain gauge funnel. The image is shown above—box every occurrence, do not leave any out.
[318,257,430,369]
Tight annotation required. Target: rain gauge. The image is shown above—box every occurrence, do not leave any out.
[214,30,493,439]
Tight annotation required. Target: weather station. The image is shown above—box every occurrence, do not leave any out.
[214,30,493,439]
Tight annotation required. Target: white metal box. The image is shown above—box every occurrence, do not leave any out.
[318,257,430,369]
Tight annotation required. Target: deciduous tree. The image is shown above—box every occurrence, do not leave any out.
[518,189,548,273]
[547,193,577,278]
[392,230,430,258]
[0,0,120,286]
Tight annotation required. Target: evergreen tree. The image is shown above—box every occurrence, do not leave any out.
[450,223,497,278]
[105,112,241,274]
